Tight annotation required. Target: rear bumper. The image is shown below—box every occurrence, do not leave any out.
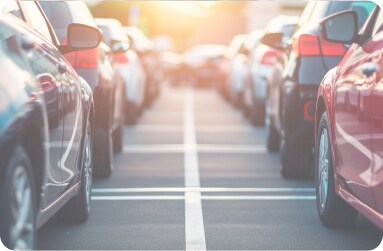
[282,81,318,146]
[93,84,114,133]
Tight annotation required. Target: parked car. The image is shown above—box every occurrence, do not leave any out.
[315,5,383,229]
[241,29,264,116]
[39,1,126,177]
[226,34,249,107]
[160,51,185,86]
[96,18,147,125]
[124,26,161,106]
[244,16,298,126]
[262,1,375,177]
[0,2,102,249]
[183,44,227,87]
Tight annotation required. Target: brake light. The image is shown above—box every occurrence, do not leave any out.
[260,49,279,66]
[293,34,346,57]
[112,52,129,64]
[65,48,98,68]
[319,38,346,56]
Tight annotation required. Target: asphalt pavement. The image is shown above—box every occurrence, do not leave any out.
[38,84,382,250]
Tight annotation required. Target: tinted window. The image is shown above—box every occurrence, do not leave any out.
[282,24,296,37]
[40,1,96,43]
[39,1,72,42]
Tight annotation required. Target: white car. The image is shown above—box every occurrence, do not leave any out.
[96,18,147,124]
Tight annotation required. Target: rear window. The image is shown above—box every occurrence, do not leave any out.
[281,24,296,37]
[40,1,96,43]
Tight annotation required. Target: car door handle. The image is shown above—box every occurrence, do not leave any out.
[362,63,379,77]
[57,61,67,74]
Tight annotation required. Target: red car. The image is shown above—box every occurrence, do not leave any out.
[315,6,383,228]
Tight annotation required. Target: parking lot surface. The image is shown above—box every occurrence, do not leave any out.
[38,85,382,250]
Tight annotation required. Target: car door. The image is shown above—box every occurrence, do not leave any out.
[20,1,84,188]
[366,9,383,214]
[332,13,380,210]
[8,20,67,207]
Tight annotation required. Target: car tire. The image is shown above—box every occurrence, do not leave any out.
[266,118,280,152]
[93,127,113,178]
[249,99,265,126]
[280,138,311,178]
[58,119,93,222]
[0,146,36,250]
[315,111,357,227]
[113,95,125,154]
[125,100,139,125]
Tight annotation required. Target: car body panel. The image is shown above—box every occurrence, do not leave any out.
[316,6,383,229]
[0,4,94,229]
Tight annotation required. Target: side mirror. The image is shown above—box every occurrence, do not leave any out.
[319,10,358,44]
[261,32,284,50]
[111,41,130,53]
[60,23,102,54]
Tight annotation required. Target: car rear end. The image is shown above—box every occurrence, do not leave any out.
[250,16,298,106]
[279,1,375,177]
[285,1,373,145]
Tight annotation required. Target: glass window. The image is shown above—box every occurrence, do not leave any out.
[21,1,52,42]
[39,1,72,42]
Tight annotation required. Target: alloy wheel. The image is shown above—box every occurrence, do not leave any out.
[9,165,34,250]
[318,128,329,213]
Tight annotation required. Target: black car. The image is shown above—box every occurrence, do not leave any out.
[0,2,101,250]
[40,1,126,177]
[262,1,375,178]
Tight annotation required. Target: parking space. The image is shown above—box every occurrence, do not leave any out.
[37,85,382,250]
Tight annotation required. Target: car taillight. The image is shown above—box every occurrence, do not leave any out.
[64,48,98,68]
[112,52,129,64]
[293,34,346,57]
[319,37,346,56]
[260,49,279,66]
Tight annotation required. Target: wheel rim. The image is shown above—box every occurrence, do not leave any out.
[318,128,329,213]
[10,165,34,250]
[84,124,92,211]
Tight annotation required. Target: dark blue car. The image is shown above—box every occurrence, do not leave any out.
[0,3,101,249]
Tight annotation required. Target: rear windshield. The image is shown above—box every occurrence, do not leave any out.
[40,1,96,42]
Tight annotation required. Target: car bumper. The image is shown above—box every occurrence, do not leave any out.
[282,81,318,146]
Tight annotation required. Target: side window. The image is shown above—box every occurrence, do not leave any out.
[2,1,23,20]
[373,8,383,36]
[20,1,52,43]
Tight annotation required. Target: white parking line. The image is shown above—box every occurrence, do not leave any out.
[184,87,206,251]
[90,195,315,201]
[92,187,315,193]
[125,125,259,133]
[122,144,267,154]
